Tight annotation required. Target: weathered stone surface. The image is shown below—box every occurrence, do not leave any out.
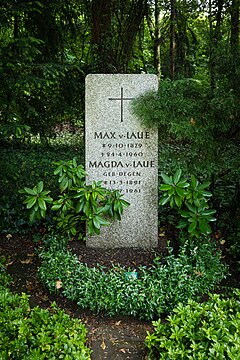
[85,74,158,248]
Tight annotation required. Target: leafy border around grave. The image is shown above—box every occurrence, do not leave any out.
[145,291,240,359]
[0,263,91,359]
[38,235,227,320]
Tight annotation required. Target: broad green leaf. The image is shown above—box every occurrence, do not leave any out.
[176,187,186,198]
[188,221,197,233]
[40,208,46,218]
[173,169,182,184]
[169,196,174,208]
[93,217,101,229]
[38,198,46,210]
[43,196,53,203]
[41,190,51,196]
[202,191,212,197]
[71,227,77,236]
[24,187,37,195]
[26,197,37,209]
[180,210,190,218]
[177,179,189,188]
[176,220,187,229]
[51,204,62,211]
[159,184,173,191]
[186,202,196,213]
[36,181,44,193]
[75,201,84,213]
[159,195,170,206]
[161,173,173,185]
[175,195,182,208]
[190,175,198,189]
[202,209,216,215]
[54,165,63,175]
[120,199,130,207]
[198,182,211,190]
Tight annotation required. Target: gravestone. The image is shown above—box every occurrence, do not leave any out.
[85,74,158,248]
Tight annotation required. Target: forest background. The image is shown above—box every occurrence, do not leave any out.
[0,0,240,260]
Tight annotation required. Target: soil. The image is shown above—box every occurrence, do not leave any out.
[0,233,239,359]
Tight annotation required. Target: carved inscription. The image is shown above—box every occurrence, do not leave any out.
[87,130,155,194]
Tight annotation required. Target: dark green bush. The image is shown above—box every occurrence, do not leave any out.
[19,159,129,238]
[38,236,227,320]
[0,143,84,233]
[0,265,91,359]
[145,291,240,359]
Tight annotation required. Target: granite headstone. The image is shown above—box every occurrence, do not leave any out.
[85,74,158,248]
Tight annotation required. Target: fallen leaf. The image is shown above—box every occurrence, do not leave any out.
[27,253,35,257]
[6,234,12,239]
[26,282,33,291]
[56,280,62,289]
[220,239,226,245]
[101,339,106,350]
[6,260,14,267]
[115,320,122,326]
[42,294,49,302]
[159,232,165,237]
[20,258,33,265]
[119,348,130,353]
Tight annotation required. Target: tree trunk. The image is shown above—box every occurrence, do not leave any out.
[91,0,113,72]
[154,0,161,79]
[170,0,176,80]
[230,0,240,51]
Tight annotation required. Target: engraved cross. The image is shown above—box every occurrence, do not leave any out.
[109,87,134,122]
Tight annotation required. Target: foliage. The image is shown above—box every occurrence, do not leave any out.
[0,1,85,142]
[145,291,240,359]
[0,143,84,234]
[19,159,129,237]
[132,77,240,257]
[159,169,216,237]
[38,236,227,320]
[0,267,91,359]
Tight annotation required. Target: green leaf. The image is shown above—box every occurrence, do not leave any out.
[188,221,197,233]
[190,175,198,189]
[186,203,196,213]
[93,216,101,229]
[54,165,63,176]
[26,197,37,209]
[159,184,173,191]
[161,173,173,185]
[24,187,37,195]
[51,204,62,211]
[75,201,84,213]
[173,169,182,184]
[159,195,170,206]
[38,198,46,210]
[71,227,77,236]
[202,209,216,215]
[37,181,44,193]
[175,195,182,208]
[177,179,189,188]
[175,187,186,198]
[40,208,46,218]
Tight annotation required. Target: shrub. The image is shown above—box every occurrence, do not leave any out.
[0,146,84,234]
[0,266,91,360]
[145,291,240,359]
[38,236,227,320]
[159,169,216,238]
[19,158,129,238]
